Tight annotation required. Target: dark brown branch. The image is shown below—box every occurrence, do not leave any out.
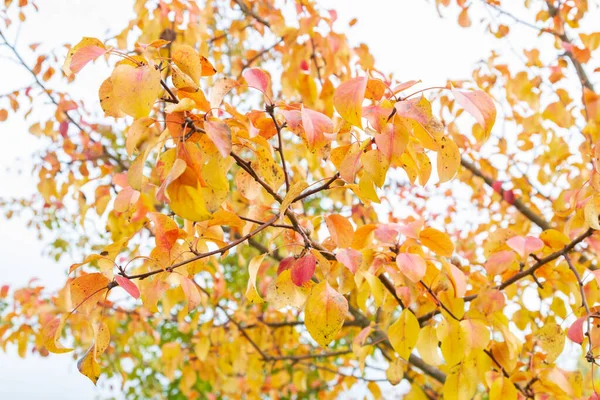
[266,349,351,362]
[232,0,271,28]
[240,37,285,72]
[123,215,278,280]
[460,157,550,230]
[266,103,290,192]
[293,173,341,203]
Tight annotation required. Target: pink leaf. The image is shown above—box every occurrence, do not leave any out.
[374,224,400,244]
[484,250,516,276]
[62,38,108,76]
[204,119,232,158]
[451,88,497,141]
[280,109,303,133]
[449,264,466,297]
[390,80,421,96]
[567,316,586,344]
[242,68,272,99]
[291,254,316,286]
[336,248,362,274]
[396,253,426,283]
[114,275,140,299]
[301,106,335,151]
[507,236,544,258]
[334,76,367,128]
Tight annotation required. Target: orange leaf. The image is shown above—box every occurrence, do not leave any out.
[148,212,180,251]
[70,273,110,314]
[325,214,355,248]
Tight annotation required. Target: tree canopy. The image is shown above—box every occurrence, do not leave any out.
[1,0,600,398]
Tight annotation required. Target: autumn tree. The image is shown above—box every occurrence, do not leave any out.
[1,0,600,398]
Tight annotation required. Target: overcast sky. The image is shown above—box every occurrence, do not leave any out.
[0,0,593,398]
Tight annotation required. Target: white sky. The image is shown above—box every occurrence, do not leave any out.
[0,0,594,398]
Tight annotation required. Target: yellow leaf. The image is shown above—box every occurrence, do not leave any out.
[304,281,348,346]
[41,316,74,354]
[416,152,432,185]
[437,136,460,183]
[111,63,161,118]
[585,194,600,230]
[280,180,308,214]
[438,319,466,366]
[98,77,125,118]
[416,325,442,366]
[540,229,571,250]
[386,357,405,385]
[77,321,110,385]
[443,361,478,400]
[460,319,490,354]
[180,276,201,312]
[172,44,202,84]
[388,309,420,360]
[419,227,454,257]
[536,322,565,362]
[489,376,518,400]
[361,149,389,188]
[167,181,212,222]
[246,254,266,304]
[266,270,310,309]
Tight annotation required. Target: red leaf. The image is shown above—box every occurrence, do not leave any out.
[114,275,140,299]
[299,60,309,71]
[503,189,515,205]
[277,256,295,275]
[291,254,316,286]
[567,316,586,344]
[492,181,503,193]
